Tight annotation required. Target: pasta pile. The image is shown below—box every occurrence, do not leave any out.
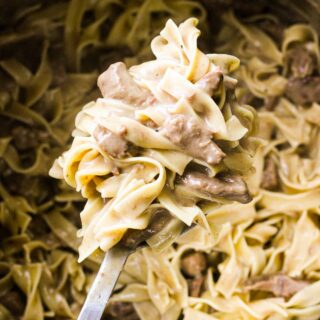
[1,1,320,320]
[50,18,256,262]
[108,10,320,320]
[0,1,208,319]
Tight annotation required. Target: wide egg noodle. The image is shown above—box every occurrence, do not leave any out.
[0,0,117,318]
[51,17,254,262]
[2,1,320,320]
[108,10,320,320]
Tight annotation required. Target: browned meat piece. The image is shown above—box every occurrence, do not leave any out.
[11,125,49,151]
[0,290,25,317]
[177,171,252,204]
[238,91,255,105]
[97,62,155,106]
[106,302,139,320]
[285,76,320,105]
[261,157,279,191]
[196,70,223,96]
[160,114,225,165]
[181,251,207,297]
[244,274,310,299]
[188,276,205,297]
[93,124,128,159]
[264,96,279,111]
[181,251,207,278]
[121,209,172,249]
[285,47,316,79]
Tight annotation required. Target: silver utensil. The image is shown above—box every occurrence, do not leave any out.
[78,223,193,320]
[77,244,133,320]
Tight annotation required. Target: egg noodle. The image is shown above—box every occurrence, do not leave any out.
[50,17,255,262]
[1,1,320,320]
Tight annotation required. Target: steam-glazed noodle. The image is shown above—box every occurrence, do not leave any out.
[50,18,255,262]
[105,13,320,320]
[2,1,320,319]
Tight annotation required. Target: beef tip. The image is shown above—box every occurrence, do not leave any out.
[97,62,155,106]
[187,276,205,297]
[160,114,225,165]
[264,96,279,111]
[106,302,139,320]
[181,251,207,278]
[244,274,310,299]
[238,91,255,105]
[0,290,25,317]
[285,76,320,105]
[121,209,172,249]
[261,157,279,191]
[2,173,53,204]
[93,124,129,159]
[285,47,316,79]
[177,171,251,204]
[195,69,223,96]
[11,125,49,151]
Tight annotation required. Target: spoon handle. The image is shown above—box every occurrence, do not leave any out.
[78,245,132,320]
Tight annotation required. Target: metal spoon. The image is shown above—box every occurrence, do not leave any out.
[78,218,192,320]
[77,244,134,320]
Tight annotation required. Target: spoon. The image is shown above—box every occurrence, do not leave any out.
[78,219,193,320]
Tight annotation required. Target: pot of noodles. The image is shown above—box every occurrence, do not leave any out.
[1,1,320,319]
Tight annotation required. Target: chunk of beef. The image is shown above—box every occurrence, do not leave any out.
[93,124,128,159]
[285,47,316,79]
[177,171,251,204]
[181,251,207,297]
[160,114,225,165]
[181,251,207,278]
[196,69,223,96]
[11,125,49,151]
[106,302,139,320]
[264,96,279,111]
[261,157,279,191]
[285,76,320,105]
[0,290,25,317]
[244,274,310,299]
[121,209,172,249]
[187,276,205,297]
[3,173,53,204]
[97,62,155,106]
